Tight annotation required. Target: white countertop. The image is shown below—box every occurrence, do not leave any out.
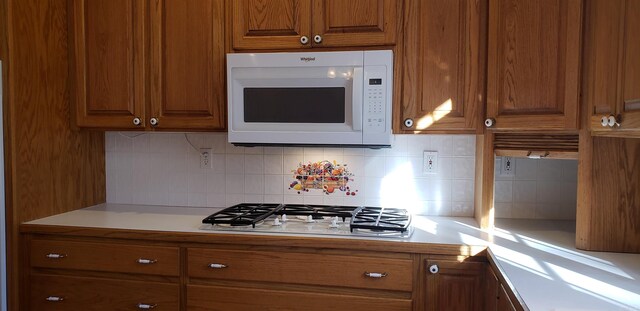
[24,203,640,311]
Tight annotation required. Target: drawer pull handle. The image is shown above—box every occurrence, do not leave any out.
[45,296,64,302]
[136,258,157,265]
[208,263,227,269]
[45,253,66,259]
[137,303,157,309]
[364,272,387,278]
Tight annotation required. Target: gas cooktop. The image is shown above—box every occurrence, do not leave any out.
[201,203,413,239]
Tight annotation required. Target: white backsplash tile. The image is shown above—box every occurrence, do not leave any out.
[494,157,577,220]
[106,132,477,216]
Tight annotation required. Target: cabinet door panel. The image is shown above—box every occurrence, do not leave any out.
[150,0,226,130]
[69,0,146,129]
[187,285,412,311]
[400,0,483,132]
[232,0,312,50]
[311,0,398,47]
[620,0,640,129]
[487,0,581,130]
[425,260,485,311]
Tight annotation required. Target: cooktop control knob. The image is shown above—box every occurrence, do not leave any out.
[305,215,314,223]
[281,214,287,222]
[329,216,339,228]
[273,218,281,226]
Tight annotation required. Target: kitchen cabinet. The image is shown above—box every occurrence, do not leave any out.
[69,0,226,130]
[399,0,485,133]
[423,258,485,311]
[583,0,640,136]
[486,263,519,311]
[231,0,399,50]
[27,237,181,310]
[485,0,582,131]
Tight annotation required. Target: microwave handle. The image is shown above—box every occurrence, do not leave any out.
[352,68,363,131]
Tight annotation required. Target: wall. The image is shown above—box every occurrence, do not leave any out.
[106,132,476,216]
[494,157,578,220]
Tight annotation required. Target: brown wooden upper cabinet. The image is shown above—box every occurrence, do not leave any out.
[584,0,640,135]
[485,0,582,131]
[69,0,226,130]
[231,0,399,50]
[398,0,485,133]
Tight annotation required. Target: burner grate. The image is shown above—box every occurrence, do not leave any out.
[274,204,356,221]
[202,203,282,228]
[350,206,411,233]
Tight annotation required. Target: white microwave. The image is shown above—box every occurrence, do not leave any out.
[227,50,393,148]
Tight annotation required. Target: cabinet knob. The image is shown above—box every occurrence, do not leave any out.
[133,117,142,126]
[137,303,157,309]
[485,118,496,128]
[313,34,323,44]
[364,272,387,278]
[149,117,158,127]
[136,258,157,265]
[600,115,609,127]
[208,263,228,269]
[403,118,414,128]
[45,296,64,302]
[300,36,309,45]
[601,114,621,127]
[429,264,439,274]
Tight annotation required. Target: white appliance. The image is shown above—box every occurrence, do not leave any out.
[227,50,393,148]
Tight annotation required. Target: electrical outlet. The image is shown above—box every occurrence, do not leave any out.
[423,151,438,175]
[500,157,515,176]
[200,148,213,169]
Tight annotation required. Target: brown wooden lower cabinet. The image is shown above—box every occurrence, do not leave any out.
[424,258,486,311]
[187,285,412,311]
[29,274,180,310]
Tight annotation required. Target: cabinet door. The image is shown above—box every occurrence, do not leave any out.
[486,265,499,311]
[400,0,483,132]
[486,0,582,130]
[425,260,485,311]
[149,0,226,130]
[232,0,312,50]
[311,0,398,47]
[69,0,146,129]
[498,284,517,311]
[188,285,412,311]
[585,0,640,133]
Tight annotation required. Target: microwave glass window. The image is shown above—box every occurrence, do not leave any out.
[244,87,346,123]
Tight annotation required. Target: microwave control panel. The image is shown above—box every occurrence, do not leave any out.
[363,67,388,133]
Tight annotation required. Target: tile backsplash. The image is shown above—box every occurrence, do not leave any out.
[494,157,578,220]
[105,132,476,216]
[105,133,577,219]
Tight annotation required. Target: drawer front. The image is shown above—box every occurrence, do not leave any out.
[31,239,180,276]
[187,285,413,311]
[30,274,179,311]
[188,248,413,291]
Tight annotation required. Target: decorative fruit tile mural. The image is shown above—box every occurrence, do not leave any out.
[288,160,358,196]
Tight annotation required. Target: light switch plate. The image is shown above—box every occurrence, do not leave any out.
[423,151,438,175]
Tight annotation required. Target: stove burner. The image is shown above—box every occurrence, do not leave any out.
[350,206,411,233]
[202,203,281,228]
[274,204,356,221]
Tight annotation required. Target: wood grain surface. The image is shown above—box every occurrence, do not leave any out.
[149,0,226,130]
[232,0,312,50]
[69,0,147,128]
[486,0,582,130]
[311,0,398,47]
[424,259,485,311]
[400,0,485,133]
[3,0,106,309]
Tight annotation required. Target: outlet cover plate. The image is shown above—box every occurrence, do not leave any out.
[423,151,438,175]
[200,148,213,169]
[500,157,515,176]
